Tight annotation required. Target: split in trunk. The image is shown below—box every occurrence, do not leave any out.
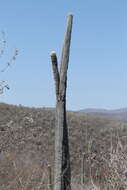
[51,14,73,190]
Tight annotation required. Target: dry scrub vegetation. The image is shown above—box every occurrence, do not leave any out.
[0,103,127,189]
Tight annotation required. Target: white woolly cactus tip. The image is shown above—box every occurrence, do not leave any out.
[50,51,56,56]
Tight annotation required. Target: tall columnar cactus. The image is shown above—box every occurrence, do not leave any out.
[81,153,85,190]
[51,14,73,190]
[48,164,53,190]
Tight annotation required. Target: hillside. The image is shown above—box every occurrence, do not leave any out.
[0,103,127,189]
[80,108,127,122]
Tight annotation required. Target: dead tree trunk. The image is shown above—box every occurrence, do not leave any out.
[51,14,73,190]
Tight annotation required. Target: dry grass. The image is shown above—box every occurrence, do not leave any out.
[0,153,50,189]
[0,103,127,189]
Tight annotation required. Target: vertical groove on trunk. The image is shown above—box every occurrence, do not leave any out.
[51,14,73,190]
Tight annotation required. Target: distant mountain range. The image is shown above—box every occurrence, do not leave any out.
[80,108,127,113]
[80,108,127,122]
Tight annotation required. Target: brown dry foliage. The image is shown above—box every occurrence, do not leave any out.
[0,103,127,189]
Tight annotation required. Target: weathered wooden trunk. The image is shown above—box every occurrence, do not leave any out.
[51,14,73,190]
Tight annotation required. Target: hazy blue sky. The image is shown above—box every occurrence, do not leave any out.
[0,0,127,110]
